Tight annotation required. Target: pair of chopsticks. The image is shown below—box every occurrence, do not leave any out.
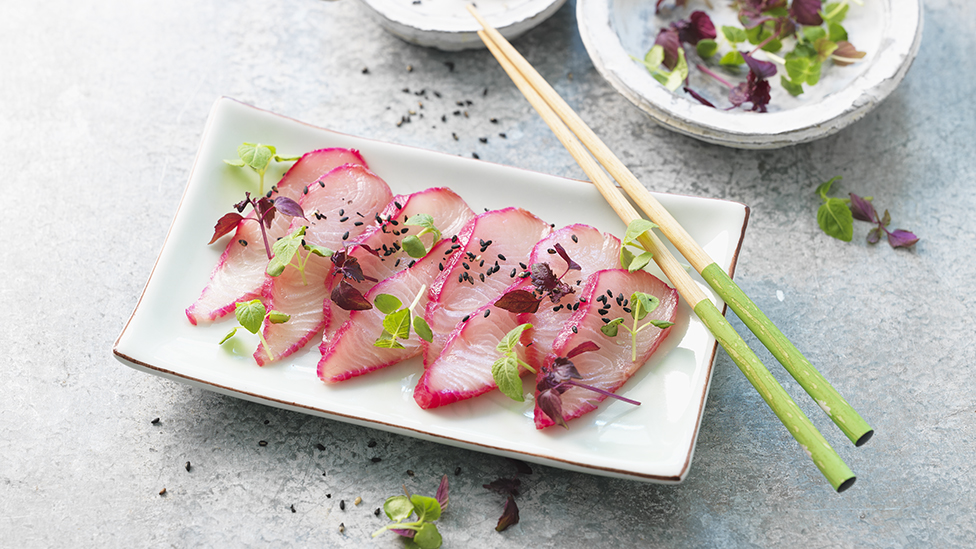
[468,6,871,492]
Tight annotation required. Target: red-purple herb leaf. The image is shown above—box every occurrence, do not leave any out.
[552,243,581,272]
[529,263,574,303]
[832,41,866,66]
[209,212,245,244]
[272,196,306,219]
[506,458,533,476]
[742,51,777,79]
[331,280,373,311]
[536,389,568,429]
[684,86,715,107]
[848,193,875,222]
[495,496,520,532]
[866,226,883,245]
[331,250,376,284]
[494,289,542,314]
[887,229,919,248]
[790,0,824,26]
[745,72,771,112]
[389,528,415,538]
[566,341,600,359]
[256,197,276,229]
[676,11,717,45]
[483,477,521,497]
[654,28,681,70]
[435,475,450,512]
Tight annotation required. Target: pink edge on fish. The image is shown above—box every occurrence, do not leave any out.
[533,268,678,429]
[185,148,367,325]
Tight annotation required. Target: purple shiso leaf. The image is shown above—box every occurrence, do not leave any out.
[256,197,277,228]
[866,227,883,245]
[655,28,681,70]
[790,0,823,26]
[552,243,581,272]
[684,86,716,107]
[494,289,542,314]
[738,8,771,29]
[495,496,520,532]
[209,212,245,244]
[742,52,777,79]
[566,341,600,359]
[330,280,372,311]
[436,474,450,511]
[729,83,750,107]
[848,193,876,222]
[887,229,919,248]
[272,196,306,219]
[506,458,533,476]
[746,72,771,112]
[681,11,717,45]
[390,528,415,538]
[536,389,568,429]
[483,477,521,497]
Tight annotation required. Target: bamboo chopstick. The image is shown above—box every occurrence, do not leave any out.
[468,6,872,448]
[474,25,856,491]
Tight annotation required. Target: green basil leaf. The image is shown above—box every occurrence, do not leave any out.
[822,2,849,24]
[401,235,427,259]
[620,247,636,271]
[649,320,675,329]
[412,522,443,549]
[411,495,442,522]
[817,198,854,242]
[384,495,414,522]
[803,26,827,43]
[781,76,805,96]
[815,176,842,200]
[374,335,405,349]
[496,323,532,354]
[413,316,433,343]
[383,309,411,341]
[623,218,657,247]
[267,227,306,276]
[721,25,747,44]
[631,292,660,321]
[720,51,745,66]
[373,294,403,315]
[696,39,718,58]
[600,318,624,337]
[492,356,525,402]
[235,300,266,334]
[828,22,848,42]
[304,243,333,257]
[644,44,665,68]
[238,143,274,172]
[627,251,653,273]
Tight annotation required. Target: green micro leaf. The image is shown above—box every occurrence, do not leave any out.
[492,356,524,402]
[383,309,412,341]
[816,176,843,200]
[818,198,854,242]
[627,251,654,273]
[414,316,433,343]
[720,51,745,66]
[223,158,245,167]
[631,292,660,321]
[623,219,657,247]
[267,310,290,324]
[401,235,428,259]
[822,2,849,24]
[803,26,828,43]
[654,48,689,91]
[304,243,333,257]
[601,318,624,337]
[781,76,805,96]
[220,327,238,344]
[267,226,306,277]
[644,44,665,68]
[648,319,675,329]
[412,522,443,549]
[697,39,718,58]
[785,55,822,86]
[411,495,442,523]
[238,143,275,172]
[497,323,532,354]
[235,300,267,334]
[722,25,747,44]
[405,213,442,242]
[384,495,414,522]
[374,294,403,315]
[374,336,406,349]
[828,22,848,42]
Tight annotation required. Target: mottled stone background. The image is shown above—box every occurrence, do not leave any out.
[1,0,973,546]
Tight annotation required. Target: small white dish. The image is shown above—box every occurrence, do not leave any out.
[357,0,566,50]
[577,0,923,149]
[114,97,749,483]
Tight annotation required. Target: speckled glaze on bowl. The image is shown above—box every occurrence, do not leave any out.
[577,0,923,149]
[357,0,566,51]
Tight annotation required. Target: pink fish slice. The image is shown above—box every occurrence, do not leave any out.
[317,238,468,383]
[320,187,476,343]
[414,208,551,409]
[533,268,678,429]
[253,164,392,365]
[410,224,619,409]
[186,148,366,325]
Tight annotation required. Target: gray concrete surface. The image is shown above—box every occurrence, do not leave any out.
[2,0,974,546]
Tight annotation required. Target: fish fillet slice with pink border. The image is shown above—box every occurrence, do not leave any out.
[534,268,678,429]
[413,208,551,409]
[185,148,366,325]
[253,164,392,365]
[410,224,619,409]
[319,187,476,346]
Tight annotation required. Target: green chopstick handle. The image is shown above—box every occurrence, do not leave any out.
[700,263,873,447]
[694,299,857,492]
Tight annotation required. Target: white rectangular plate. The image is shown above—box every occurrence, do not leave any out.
[114,97,749,483]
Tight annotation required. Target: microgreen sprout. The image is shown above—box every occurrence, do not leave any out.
[619,219,658,272]
[329,246,379,311]
[494,243,581,314]
[535,342,642,429]
[816,176,919,248]
[491,323,537,402]
[373,285,432,348]
[209,192,306,260]
[266,226,334,284]
[401,214,442,259]
[373,475,449,549]
[601,291,675,362]
[220,299,289,362]
[224,142,300,195]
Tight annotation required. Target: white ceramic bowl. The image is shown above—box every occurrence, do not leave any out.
[577,0,923,149]
[357,0,566,51]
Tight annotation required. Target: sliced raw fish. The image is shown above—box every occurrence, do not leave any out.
[186,148,366,325]
[317,238,468,383]
[414,208,551,409]
[411,224,618,409]
[321,187,475,343]
[520,225,621,369]
[254,164,392,365]
[534,268,678,429]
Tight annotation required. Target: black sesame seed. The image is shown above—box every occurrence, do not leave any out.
[342,231,350,240]
[339,216,349,222]
[479,137,488,143]
[479,273,485,282]
[259,440,268,447]
[572,325,578,333]
[291,504,297,513]
[185,461,191,472]
[510,268,517,277]
[439,263,444,271]
[368,440,377,448]
[374,508,381,516]
[519,262,527,269]
[371,457,382,463]
[571,234,578,243]
[484,309,490,318]
[407,470,415,476]
[316,443,326,451]
[462,315,470,322]
[458,273,464,283]
[354,221,363,226]
[623,307,632,313]
[497,254,506,261]
[472,152,480,159]
[408,260,416,268]
[151,417,160,425]
[455,466,462,475]
[340,500,346,510]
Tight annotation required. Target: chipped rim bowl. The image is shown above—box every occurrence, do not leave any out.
[357,0,567,51]
[577,0,923,149]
